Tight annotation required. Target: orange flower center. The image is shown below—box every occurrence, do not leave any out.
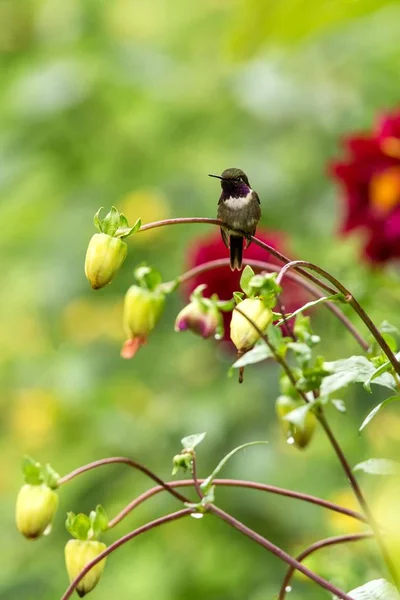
[381,137,400,160]
[370,167,400,215]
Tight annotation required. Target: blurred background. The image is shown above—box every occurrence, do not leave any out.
[2,0,400,598]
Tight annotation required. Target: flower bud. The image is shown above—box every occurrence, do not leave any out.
[230,299,273,351]
[65,539,107,597]
[172,451,193,475]
[275,395,317,449]
[16,484,58,539]
[85,233,127,290]
[121,285,165,358]
[175,300,220,339]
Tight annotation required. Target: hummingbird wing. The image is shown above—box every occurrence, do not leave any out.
[245,191,261,248]
[220,227,229,249]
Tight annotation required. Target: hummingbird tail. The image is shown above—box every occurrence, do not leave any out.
[229,236,243,271]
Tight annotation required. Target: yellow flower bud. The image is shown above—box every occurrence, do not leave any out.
[275,395,317,449]
[16,484,58,539]
[230,299,273,351]
[85,233,127,290]
[65,539,107,597]
[121,285,165,358]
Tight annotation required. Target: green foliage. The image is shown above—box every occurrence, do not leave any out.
[353,459,400,476]
[342,578,400,600]
[66,505,109,541]
[22,456,60,490]
[93,207,141,239]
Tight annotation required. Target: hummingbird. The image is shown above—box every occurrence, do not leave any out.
[209,168,261,271]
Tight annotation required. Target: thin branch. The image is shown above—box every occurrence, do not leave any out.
[108,478,366,529]
[57,457,190,505]
[60,509,192,600]
[209,504,354,600]
[279,532,373,600]
[177,258,368,351]
[277,260,400,377]
[191,455,203,500]
[229,307,399,588]
[137,218,336,294]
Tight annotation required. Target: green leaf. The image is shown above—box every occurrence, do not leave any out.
[22,456,43,485]
[340,578,400,600]
[239,265,255,295]
[216,299,235,312]
[276,294,343,329]
[66,512,91,540]
[353,458,400,476]
[288,342,312,366]
[363,360,393,393]
[181,432,207,450]
[232,343,273,368]
[200,440,268,492]
[233,291,244,304]
[93,207,103,233]
[379,321,400,336]
[360,396,400,432]
[89,505,109,538]
[321,356,397,397]
[134,265,163,291]
[43,463,60,489]
[115,217,142,239]
[101,206,120,236]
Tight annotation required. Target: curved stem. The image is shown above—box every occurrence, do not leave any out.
[177,258,368,351]
[279,532,373,600]
[57,457,190,505]
[138,218,336,294]
[318,415,400,589]
[277,260,400,376]
[231,306,399,588]
[209,504,353,600]
[108,478,366,529]
[60,509,192,600]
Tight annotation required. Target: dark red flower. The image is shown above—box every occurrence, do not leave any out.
[331,108,400,262]
[183,228,305,341]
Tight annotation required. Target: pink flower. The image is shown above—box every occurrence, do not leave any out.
[183,228,304,341]
[331,109,400,262]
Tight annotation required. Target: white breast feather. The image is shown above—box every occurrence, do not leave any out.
[224,190,253,210]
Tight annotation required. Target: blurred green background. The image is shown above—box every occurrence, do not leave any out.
[2,0,400,598]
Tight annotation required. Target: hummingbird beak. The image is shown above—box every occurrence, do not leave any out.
[208,174,224,180]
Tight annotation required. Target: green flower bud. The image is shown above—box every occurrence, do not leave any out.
[85,233,127,290]
[65,539,107,597]
[121,285,165,359]
[16,484,58,539]
[172,451,193,475]
[231,299,273,351]
[275,395,317,449]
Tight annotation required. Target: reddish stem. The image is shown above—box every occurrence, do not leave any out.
[279,532,373,600]
[60,509,192,600]
[210,505,354,600]
[177,258,368,351]
[108,477,366,528]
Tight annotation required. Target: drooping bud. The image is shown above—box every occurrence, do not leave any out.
[121,285,165,358]
[85,234,127,290]
[275,395,317,449]
[16,484,58,539]
[85,207,141,290]
[65,539,107,597]
[230,298,273,351]
[175,300,221,339]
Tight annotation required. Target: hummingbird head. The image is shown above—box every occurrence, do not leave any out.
[209,168,251,198]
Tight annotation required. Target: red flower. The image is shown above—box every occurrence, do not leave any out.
[183,228,305,341]
[331,109,400,262]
